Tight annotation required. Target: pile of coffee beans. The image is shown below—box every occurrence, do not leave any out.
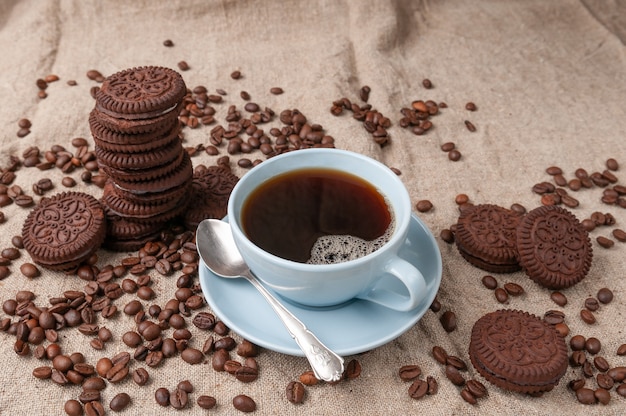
[330,92,392,146]
[430,345,488,405]
[567,333,626,404]
[534,159,625,249]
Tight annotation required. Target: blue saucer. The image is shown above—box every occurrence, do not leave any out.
[198,214,442,356]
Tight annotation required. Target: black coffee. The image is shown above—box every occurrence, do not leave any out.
[241,168,392,263]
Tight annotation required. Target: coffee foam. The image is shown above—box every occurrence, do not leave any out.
[306,215,395,265]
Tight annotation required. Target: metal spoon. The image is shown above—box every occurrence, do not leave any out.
[196,218,345,382]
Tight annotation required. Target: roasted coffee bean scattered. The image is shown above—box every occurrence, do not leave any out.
[440,310,457,332]
[494,287,508,304]
[109,393,131,412]
[399,365,422,381]
[550,291,568,307]
[197,395,217,409]
[416,200,433,212]
[580,309,596,325]
[232,394,256,412]
[286,380,306,404]
[448,149,461,161]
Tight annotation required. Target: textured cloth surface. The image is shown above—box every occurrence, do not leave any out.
[1,0,626,414]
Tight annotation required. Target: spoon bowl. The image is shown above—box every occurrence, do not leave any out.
[196,218,344,382]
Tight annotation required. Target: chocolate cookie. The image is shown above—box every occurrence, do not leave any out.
[455,204,523,273]
[516,205,592,289]
[102,181,183,220]
[103,207,163,252]
[95,134,182,171]
[95,66,186,120]
[100,149,185,183]
[183,165,239,230]
[469,309,568,394]
[22,192,106,270]
[113,151,193,194]
[89,110,180,150]
[91,107,180,135]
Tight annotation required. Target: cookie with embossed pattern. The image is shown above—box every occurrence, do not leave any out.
[469,309,568,394]
[516,205,592,289]
[183,165,239,230]
[22,192,106,270]
[455,204,523,273]
[95,66,186,120]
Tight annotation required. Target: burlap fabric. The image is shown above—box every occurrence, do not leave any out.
[1,0,625,414]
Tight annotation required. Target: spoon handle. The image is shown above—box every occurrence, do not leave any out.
[243,271,345,382]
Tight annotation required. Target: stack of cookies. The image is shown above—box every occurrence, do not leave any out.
[90,66,193,251]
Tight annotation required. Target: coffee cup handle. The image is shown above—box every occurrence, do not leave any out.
[356,256,426,311]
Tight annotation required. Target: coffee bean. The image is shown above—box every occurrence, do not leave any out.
[460,388,477,405]
[415,200,433,213]
[170,387,189,409]
[554,322,569,337]
[432,346,448,365]
[594,356,610,373]
[79,389,101,404]
[53,355,74,372]
[65,399,83,416]
[446,355,467,371]
[543,310,565,325]
[440,142,455,152]
[504,282,524,296]
[232,394,256,412]
[181,348,204,364]
[570,335,586,351]
[448,149,462,161]
[597,288,613,304]
[197,395,217,409]
[343,359,362,379]
[584,297,600,311]
[33,366,52,379]
[122,331,142,348]
[595,388,611,405]
[445,364,465,386]
[440,229,454,244]
[422,79,432,89]
[109,392,130,412]
[580,309,596,325]
[617,383,626,397]
[270,87,284,95]
[585,337,602,354]
[231,70,242,79]
[569,378,585,391]
[408,379,429,399]
[576,387,597,404]
[608,367,626,382]
[297,370,318,386]
[465,102,477,111]
[285,380,306,404]
[177,61,190,71]
[596,236,614,248]
[20,262,40,278]
[617,344,626,356]
[399,365,422,381]
[439,310,457,332]
[550,291,567,307]
[466,379,487,398]
[597,373,614,390]
[494,287,509,303]
[464,120,476,132]
[155,387,170,407]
